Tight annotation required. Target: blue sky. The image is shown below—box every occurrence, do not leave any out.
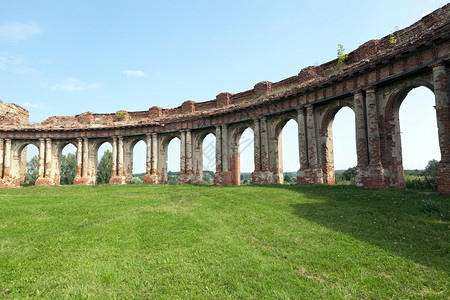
[0,0,445,173]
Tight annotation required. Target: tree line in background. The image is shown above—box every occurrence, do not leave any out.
[22,151,439,192]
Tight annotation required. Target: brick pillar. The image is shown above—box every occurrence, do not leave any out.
[253,118,261,172]
[299,105,323,184]
[306,106,318,169]
[0,139,4,178]
[215,126,222,173]
[186,130,192,175]
[362,87,384,189]
[260,117,269,172]
[44,139,52,178]
[82,138,88,178]
[354,91,369,187]
[144,133,158,184]
[3,139,11,178]
[117,137,124,177]
[74,137,89,185]
[353,91,369,166]
[35,139,54,186]
[296,108,308,183]
[432,62,450,194]
[0,139,20,187]
[38,139,45,179]
[221,124,229,172]
[214,124,233,185]
[112,137,118,177]
[252,116,272,184]
[151,133,158,175]
[76,138,82,178]
[180,131,186,175]
[145,134,151,176]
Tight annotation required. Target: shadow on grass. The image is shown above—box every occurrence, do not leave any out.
[252,184,450,274]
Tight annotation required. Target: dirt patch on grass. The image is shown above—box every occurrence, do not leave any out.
[296,266,325,284]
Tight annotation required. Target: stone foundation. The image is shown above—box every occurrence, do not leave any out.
[437,162,450,194]
[355,165,387,189]
[297,168,323,184]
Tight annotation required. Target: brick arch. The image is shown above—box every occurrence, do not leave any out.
[382,80,436,189]
[268,112,298,182]
[91,139,113,185]
[319,100,356,185]
[228,121,254,185]
[271,111,298,140]
[13,141,40,184]
[385,80,434,120]
[320,100,355,133]
[158,133,181,184]
[192,128,216,183]
[54,140,78,185]
[229,121,254,149]
[126,135,147,183]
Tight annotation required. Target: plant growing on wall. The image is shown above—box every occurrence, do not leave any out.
[337,44,348,66]
[116,110,126,120]
[389,33,398,45]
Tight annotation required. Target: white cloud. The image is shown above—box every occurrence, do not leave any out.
[23,102,44,109]
[124,69,145,77]
[50,78,102,91]
[0,21,42,41]
[0,52,36,74]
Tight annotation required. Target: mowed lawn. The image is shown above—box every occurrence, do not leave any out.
[0,184,448,299]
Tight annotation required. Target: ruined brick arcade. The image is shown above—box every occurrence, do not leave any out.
[1,5,449,193]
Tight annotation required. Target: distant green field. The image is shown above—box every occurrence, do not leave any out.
[0,184,448,299]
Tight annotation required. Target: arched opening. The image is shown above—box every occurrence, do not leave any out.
[59,143,77,185]
[239,127,254,184]
[131,140,146,184]
[22,144,39,186]
[280,119,299,184]
[399,86,439,190]
[202,133,216,184]
[332,106,357,184]
[166,137,180,184]
[96,142,112,185]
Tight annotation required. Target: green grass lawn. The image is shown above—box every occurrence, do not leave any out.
[0,184,449,299]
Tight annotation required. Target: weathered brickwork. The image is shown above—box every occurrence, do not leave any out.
[0,4,449,193]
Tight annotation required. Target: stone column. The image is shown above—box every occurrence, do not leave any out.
[112,137,118,177]
[151,133,158,175]
[297,108,308,172]
[260,117,269,172]
[144,133,158,184]
[145,134,151,176]
[364,87,381,165]
[432,62,450,194]
[76,138,82,178]
[353,91,369,166]
[38,139,45,179]
[361,87,384,189]
[82,138,88,178]
[0,139,4,178]
[299,105,322,184]
[221,124,229,172]
[3,139,11,178]
[44,139,52,178]
[215,126,222,173]
[180,131,186,175]
[118,136,124,177]
[186,130,192,175]
[306,105,318,169]
[354,91,370,188]
[253,118,261,172]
